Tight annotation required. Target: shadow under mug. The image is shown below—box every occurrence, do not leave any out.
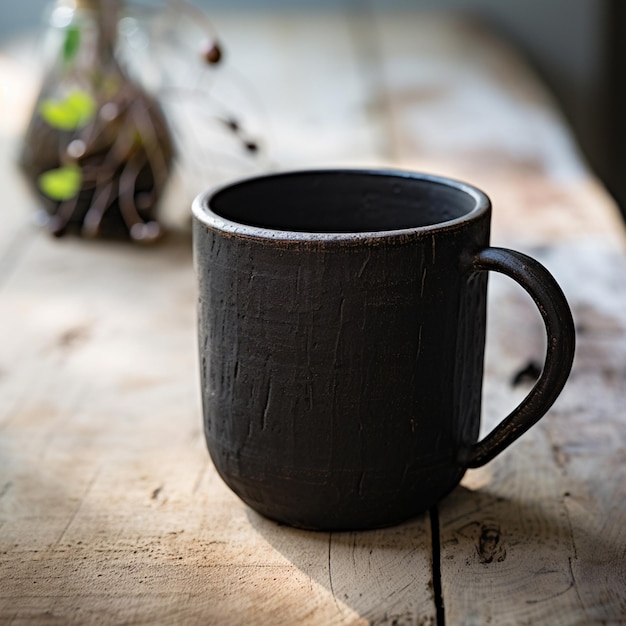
[192,169,575,530]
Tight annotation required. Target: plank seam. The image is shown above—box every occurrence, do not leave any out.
[429,506,445,626]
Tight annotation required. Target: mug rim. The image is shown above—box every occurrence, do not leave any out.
[192,168,491,242]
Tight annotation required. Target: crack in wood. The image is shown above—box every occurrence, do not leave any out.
[429,507,446,626]
[327,532,344,616]
[53,466,102,548]
[567,556,587,613]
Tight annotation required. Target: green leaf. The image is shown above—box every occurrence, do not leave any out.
[39,89,96,131]
[63,26,81,64]
[37,165,83,201]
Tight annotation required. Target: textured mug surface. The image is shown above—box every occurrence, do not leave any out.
[192,170,575,530]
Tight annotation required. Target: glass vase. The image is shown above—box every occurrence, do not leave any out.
[19,0,174,242]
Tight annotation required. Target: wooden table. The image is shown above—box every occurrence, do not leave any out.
[1,10,625,625]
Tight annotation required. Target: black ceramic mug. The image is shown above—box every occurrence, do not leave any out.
[192,169,575,530]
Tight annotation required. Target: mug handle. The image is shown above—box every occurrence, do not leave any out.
[461,247,576,468]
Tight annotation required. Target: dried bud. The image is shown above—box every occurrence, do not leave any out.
[202,40,222,65]
[223,117,240,132]
[244,140,259,154]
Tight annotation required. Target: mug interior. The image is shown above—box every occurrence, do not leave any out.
[208,170,483,233]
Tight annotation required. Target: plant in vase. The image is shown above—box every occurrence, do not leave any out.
[20,0,175,242]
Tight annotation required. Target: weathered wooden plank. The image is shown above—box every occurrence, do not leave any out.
[368,12,625,247]
[0,229,436,625]
[0,11,437,625]
[361,19,626,619]
[1,9,624,626]
[438,242,626,625]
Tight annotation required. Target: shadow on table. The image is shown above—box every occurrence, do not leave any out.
[247,502,435,624]
[247,483,595,623]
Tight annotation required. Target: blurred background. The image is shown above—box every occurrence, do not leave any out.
[1,0,624,221]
